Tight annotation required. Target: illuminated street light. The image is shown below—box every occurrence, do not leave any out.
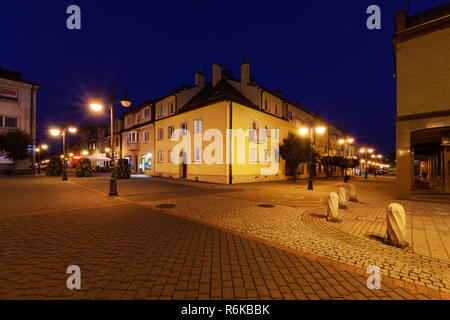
[105,148,111,153]
[298,126,325,190]
[90,84,132,196]
[49,124,78,181]
[316,127,326,135]
[299,128,308,136]
[41,144,48,150]
[82,150,89,156]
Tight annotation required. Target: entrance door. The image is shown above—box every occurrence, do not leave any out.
[179,151,187,179]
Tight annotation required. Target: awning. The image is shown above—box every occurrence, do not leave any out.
[85,153,111,161]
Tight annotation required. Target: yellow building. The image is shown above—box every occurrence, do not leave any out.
[393,4,450,198]
[120,62,356,184]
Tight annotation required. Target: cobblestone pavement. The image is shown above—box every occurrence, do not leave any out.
[118,176,450,295]
[0,175,439,300]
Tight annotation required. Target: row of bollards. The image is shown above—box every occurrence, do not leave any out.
[326,184,408,248]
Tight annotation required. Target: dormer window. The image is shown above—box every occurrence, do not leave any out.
[264,99,268,110]
[136,114,141,123]
[144,108,150,119]
[169,102,175,114]
[159,105,164,118]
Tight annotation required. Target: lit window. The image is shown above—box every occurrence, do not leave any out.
[249,121,258,142]
[5,117,17,128]
[180,123,187,136]
[144,108,150,119]
[194,147,202,162]
[168,150,174,162]
[249,148,258,163]
[168,126,174,139]
[194,119,203,134]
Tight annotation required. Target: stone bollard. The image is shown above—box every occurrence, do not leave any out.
[385,203,408,248]
[327,192,339,222]
[338,187,347,209]
[349,184,357,201]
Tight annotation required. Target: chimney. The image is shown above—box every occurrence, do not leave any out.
[212,63,222,86]
[195,70,205,87]
[394,9,407,33]
[241,61,250,85]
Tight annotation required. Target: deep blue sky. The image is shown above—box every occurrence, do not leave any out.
[1,0,447,155]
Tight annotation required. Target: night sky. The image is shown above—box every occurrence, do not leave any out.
[1,0,447,156]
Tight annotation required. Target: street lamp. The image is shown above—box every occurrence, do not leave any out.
[339,137,354,182]
[299,126,326,190]
[90,84,132,196]
[49,124,77,181]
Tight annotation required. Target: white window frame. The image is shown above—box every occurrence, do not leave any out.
[158,151,164,162]
[168,150,174,163]
[157,128,164,140]
[180,122,187,136]
[143,130,149,143]
[144,108,150,119]
[194,147,202,163]
[159,105,164,118]
[168,125,174,139]
[249,120,258,143]
[249,147,258,163]
[194,119,203,134]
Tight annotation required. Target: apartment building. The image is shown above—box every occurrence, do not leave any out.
[0,66,40,173]
[393,3,450,198]
[119,62,354,184]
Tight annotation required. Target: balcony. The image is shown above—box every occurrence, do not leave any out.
[128,142,139,151]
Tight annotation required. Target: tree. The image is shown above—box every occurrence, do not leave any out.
[114,159,131,179]
[0,129,32,175]
[280,133,311,183]
[76,158,93,177]
[46,156,63,176]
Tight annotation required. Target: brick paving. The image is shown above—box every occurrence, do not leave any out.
[0,175,445,299]
[128,176,450,295]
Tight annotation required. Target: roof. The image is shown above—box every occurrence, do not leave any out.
[180,79,259,113]
[0,66,40,87]
[406,2,450,29]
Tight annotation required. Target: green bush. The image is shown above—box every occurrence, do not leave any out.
[46,156,63,176]
[76,158,93,177]
[114,159,131,179]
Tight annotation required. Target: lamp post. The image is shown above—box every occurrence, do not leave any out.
[339,137,354,182]
[299,126,325,190]
[90,84,131,196]
[50,125,77,181]
[34,144,47,175]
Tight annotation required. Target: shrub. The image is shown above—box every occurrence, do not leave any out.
[114,159,131,179]
[76,159,93,177]
[46,156,63,176]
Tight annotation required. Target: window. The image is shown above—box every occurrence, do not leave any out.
[194,147,202,162]
[263,149,269,163]
[115,137,119,147]
[168,150,174,163]
[275,104,278,114]
[0,117,3,127]
[126,116,131,126]
[249,121,258,142]
[159,105,164,118]
[169,102,175,114]
[136,114,141,124]
[264,99,268,110]
[5,117,17,128]
[144,131,149,143]
[288,111,293,120]
[194,119,203,134]
[127,131,138,144]
[158,151,164,162]
[180,123,187,136]
[249,147,258,163]
[168,126,174,139]
[144,108,150,119]
[157,128,164,140]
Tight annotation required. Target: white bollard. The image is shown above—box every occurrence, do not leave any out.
[349,184,357,201]
[327,192,340,222]
[385,203,408,248]
[338,187,348,209]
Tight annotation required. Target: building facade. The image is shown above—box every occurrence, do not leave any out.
[393,3,450,198]
[0,66,40,173]
[118,62,357,184]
